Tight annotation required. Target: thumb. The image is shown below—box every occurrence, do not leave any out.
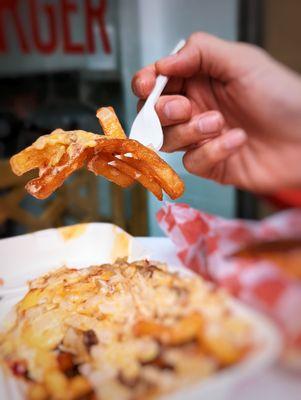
[156,32,260,81]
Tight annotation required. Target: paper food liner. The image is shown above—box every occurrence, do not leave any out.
[157,203,301,365]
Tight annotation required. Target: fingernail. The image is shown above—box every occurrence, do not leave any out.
[198,114,222,134]
[164,100,188,121]
[223,130,246,150]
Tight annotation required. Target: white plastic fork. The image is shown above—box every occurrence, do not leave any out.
[129,39,186,150]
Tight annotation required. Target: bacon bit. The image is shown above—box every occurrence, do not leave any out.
[57,352,73,371]
[142,265,161,278]
[83,329,98,351]
[9,360,29,379]
[57,352,79,378]
[141,355,175,371]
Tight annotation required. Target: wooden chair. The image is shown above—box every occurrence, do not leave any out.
[0,159,147,236]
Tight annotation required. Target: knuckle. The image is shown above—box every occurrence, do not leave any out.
[190,32,201,42]
[202,145,217,165]
[189,31,210,43]
[236,42,268,59]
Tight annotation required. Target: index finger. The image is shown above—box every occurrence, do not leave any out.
[132,65,185,99]
[132,64,156,99]
[155,32,253,81]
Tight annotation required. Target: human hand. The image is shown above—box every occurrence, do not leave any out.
[132,32,301,192]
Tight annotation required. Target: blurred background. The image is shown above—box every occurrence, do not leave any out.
[0,0,299,237]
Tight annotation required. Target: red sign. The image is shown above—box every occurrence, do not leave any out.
[0,0,111,55]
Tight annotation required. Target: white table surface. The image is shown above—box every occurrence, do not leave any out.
[137,237,301,400]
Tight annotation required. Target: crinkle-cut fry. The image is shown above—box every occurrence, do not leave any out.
[133,313,203,345]
[88,154,134,188]
[96,107,127,139]
[100,153,163,200]
[93,139,184,200]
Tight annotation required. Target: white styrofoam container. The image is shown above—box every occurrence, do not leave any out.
[0,223,282,400]
[0,223,147,296]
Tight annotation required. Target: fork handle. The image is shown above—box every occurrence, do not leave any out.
[145,39,186,107]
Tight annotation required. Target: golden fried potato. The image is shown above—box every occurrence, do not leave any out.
[88,154,134,188]
[9,108,185,200]
[90,153,163,200]
[134,313,203,346]
[10,130,101,199]
[96,106,126,139]
[92,139,184,200]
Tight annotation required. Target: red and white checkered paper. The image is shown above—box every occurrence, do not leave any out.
[157,203,301,355]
